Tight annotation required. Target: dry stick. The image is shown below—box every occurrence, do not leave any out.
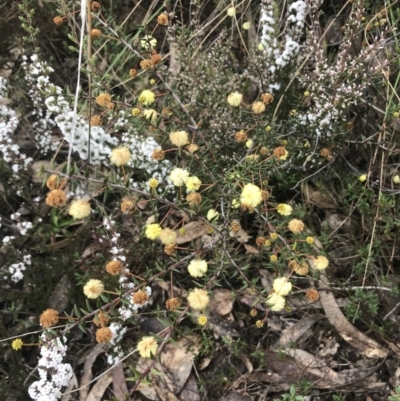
[86,0,92,169]
[67,0,87,176]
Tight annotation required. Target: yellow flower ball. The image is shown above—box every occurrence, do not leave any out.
[83,279,104,299]
[169,167,190,187]
[198,315,208,326]
[110,146,131,166]
[359,174,367,182]
[188,259,208,278]
[240,183,262,209]
[69,199,91,219]
[277,203,292,216]
[312,255,329,270]
[148,178,159,189]
[273,277,292,296]
[145,223,162,240]
[159,228,177,245]
[258,43,265,51]
[288,219,305,234]
[143,109,158,124]
[140,35,157,51]
[393,175,400,184]
[245,139,254,148]
[252,101,266,114]
[227,7,236,16]
[170,130,190,147]
[227,92,243,107]
[306,236,314,244]
[138,90,155,106]
[11,338,23,351]
[242,22,251,30]
[207,208,219,221]
[187,288,210,310]
[186,176,202,192]
[266,293,285,312]
[132,107,141,116]
[137,336,158,358]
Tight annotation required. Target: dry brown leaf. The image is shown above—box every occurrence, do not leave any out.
[275,316,319,348]
[243,244,259,254]
[30,160,57,183]
[231,228,251,243]
[136,336,200,400]
[210,289,234,316]
[318,271,387,358]
[111,363,128,401]
[238,292,265,311]
[175,221,208,244]
[85,370,113,401]
[303,183,337,209]
[179,373,201,401]
[79,344,104,401]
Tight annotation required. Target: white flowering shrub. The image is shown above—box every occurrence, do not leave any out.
[3,0,400,400]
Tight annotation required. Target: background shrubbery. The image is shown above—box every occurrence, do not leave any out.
[2,0,400,400]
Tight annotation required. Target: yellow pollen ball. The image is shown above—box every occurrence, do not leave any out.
[110,146,131,166]
[69,199,91,219]
[137,336,158,358]
[83,279,104,299]
[169,130,190,147]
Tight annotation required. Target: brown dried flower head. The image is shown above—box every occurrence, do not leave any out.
[91,1,101,11]
[40,309,59,328]
[157,13,169,25]
[260,146,269,156]
[93,312,109,327]
[90,115,102,126]
[166,297,181,310]
[151,148,165,161]
[164,244,177,256]
[261,93,274,104]
[107,102,115,110]
[151,53,162,66]
[106,260,123,275]
[96,327,113,343]
[46,189,67,208]
[346,122,354,130]
[273,146,287,159]
[133,290,149,305]
[306,288,320,302]
[187,192,202,206]
[53,16,63,26]
[91,29,101,39]
[129,68,137,78]
[320,148,331,157]
[256,236,266,247]
[235,130,248,142]
[95,93,112,107]
[230,221,241,234]
[261,189,270,200]
[120,198,136,214]
[140,59,153,70]
[46,174,59,190]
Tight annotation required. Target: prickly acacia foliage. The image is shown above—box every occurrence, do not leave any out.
[2,0,396,399]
